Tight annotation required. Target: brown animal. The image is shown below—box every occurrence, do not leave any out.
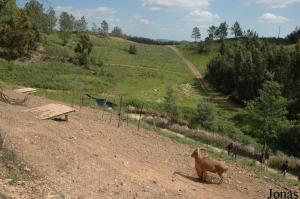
[191,148,228,183]
[232,145,239,159]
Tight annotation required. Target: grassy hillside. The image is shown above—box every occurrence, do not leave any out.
[0,34,260,148]
[177,43,220,75]
[1,33,206,113]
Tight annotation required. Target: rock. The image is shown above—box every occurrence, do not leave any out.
[24,167,31,172]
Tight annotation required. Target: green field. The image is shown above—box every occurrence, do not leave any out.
[177,43,220,75]
[1,34,206,112]
[0,34,260,147]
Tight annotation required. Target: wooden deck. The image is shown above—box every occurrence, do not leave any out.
[14,88,37,94]
[26,104,75,120]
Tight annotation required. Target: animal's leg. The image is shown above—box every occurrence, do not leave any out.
[218,172,224,184]
[202,171,208,182]
[196,167,203,180]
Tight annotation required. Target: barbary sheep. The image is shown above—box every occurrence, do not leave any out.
[191,148,228,183]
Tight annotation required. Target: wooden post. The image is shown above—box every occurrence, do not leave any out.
[118,96,123,128]
[65,114,69,122]
[126,106,129,126]
[138,104,143,131]
[153,115,157,131]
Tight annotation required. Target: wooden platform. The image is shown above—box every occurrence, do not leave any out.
[14,88,37,94]
[27,104,75,120]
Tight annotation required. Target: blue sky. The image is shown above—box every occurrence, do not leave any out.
[18,0,300,41]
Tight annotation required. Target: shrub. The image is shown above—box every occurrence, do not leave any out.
[129,45,137,54]
[268,152,300,175]
[74,33,93,66]
[195,100,217,131]
[164,86,179,121]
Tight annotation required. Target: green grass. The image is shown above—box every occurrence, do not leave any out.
[0,34,261,148]
[177,43,219,75]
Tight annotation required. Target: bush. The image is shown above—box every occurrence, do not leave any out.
[129,45,137,54]
[197,39,212,54]
[268,152,300,175]
[280,126,300,158]
[164,86,179,121]
[195,101,217,131]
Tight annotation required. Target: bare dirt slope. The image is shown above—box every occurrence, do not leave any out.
[0,91,294,199]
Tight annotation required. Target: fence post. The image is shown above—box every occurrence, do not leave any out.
[138,104,144,131]
[118,96,123,127]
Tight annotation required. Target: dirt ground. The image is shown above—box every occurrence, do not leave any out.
[0,90,297,199]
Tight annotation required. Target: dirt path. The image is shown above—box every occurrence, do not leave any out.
[168,46,243,111]
[0,91,297,198]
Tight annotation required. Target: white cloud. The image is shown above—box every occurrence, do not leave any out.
[140,0,213,10]
[185,10,219,24]
[259,13,289,24]
[55,6,118,25]
[134,15,156,25]
[249,0,300,8]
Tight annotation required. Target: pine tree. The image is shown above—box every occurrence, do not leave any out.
[247,73,289,155]
[59,12,74,45]
[111,26,122,37]
[0,0,38,60]
[230,21,243,38]
[216,22,228,40]
[75,16,88,33]
[100,20,109,36]
[24,0,47,32]
[74,33,93,66]
[191,27,201,42]
[207,25,217,40]
[46,7,57,32]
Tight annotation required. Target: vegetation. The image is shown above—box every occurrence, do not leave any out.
[0,0,300,170]
[0,0,39,60]
[128,44,137,54]
[74,33,93,66]
[59,12,75,46]
[195,101,217,131]
[206,38,300,121]
[280,126,300,158]
[247,74,289,155]
[100,20,109,36]
[191,27,201,42]
[164,86,179,121]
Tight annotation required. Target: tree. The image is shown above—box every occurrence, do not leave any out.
[244,29,258,38]
[59,12,74,45]
[0,0,39,60]
[286,26,300,43]
[128,44,137,54]
[75,16,87,33]
[111,26,122,37]
[24,0,47,32]
[74,33,93,66]
[164,86,179,121]
[196,101,217,131]
[216,22,228,40]
[230,21,243,38]
[191,27,201,42]
[100,20,109,36]
[207,25,217,40]
[247,73,289,156]
[46,7,57,32]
